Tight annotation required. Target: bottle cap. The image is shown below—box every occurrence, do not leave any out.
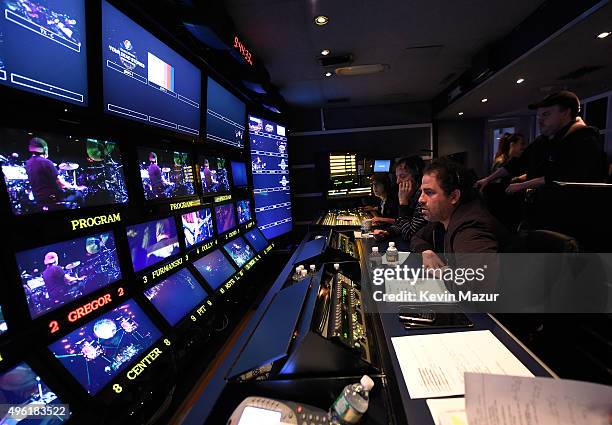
[360,375,375,391]
[334,263,340,270]
[295,267,301,273]
[301,269,308,277]
[372,247,379,253]
[297,265,304,271]
[389,242,395,248]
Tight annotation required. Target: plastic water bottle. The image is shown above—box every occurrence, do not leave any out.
[385,242,399,265]
[369,247,383,269]
[329,375,375,424]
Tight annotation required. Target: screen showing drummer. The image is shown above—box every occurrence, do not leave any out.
[15,231,122,319]
[0,128,128,215]
[138,148,195,201]
[200,156,230,195]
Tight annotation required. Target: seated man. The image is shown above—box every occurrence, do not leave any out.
[373,156,427,241]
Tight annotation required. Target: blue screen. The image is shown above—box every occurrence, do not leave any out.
[193,249,236,290]
[144,267,208,326]
[15,231,122,319]
[126,217,180,273]
[0,0,87,105]
[200,156,230,195]
[181,207,214,248]
[49,299,162,395]
[137,147,195,201]
[0,362,69,423]
[374,160,390,172]
[244,228,268,252]
[0,305,6,335]
[236,199,252,224]
[102,1,201,135]
[206,77,245,148]
[231,161,247,187]
[249,115,292,239]
[223,236,254,268]
[214,203,235,234]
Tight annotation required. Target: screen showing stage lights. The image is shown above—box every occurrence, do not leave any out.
[244,227,268,252]
[206,77,245,148]
[0,362,70,423]
[143,267,208,326]
[0,128,128,215]
[214,203,235,234]
[181,207,214,248]
[48,299,162,395]
[249,115,292,239]
[0,0,88,105]
[373,159,390,173]
[200,156,230,195]
[15,231,122,319]
[223,236,254,268]
[137,147,195,201]
[102,1,201,135]
[126,217,180,273]
[193,249,235,291]
[231,161,248,187]
[236,199,252,224]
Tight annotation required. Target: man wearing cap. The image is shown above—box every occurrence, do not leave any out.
[147,152,168,197]
[476,91,606,193]
[41,252,79,307]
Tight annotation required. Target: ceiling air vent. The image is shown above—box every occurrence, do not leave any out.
[335,64,389,76]
[319,54,353,67]
[558,65,604,80]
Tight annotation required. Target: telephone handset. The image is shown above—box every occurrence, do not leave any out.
[228,396,329,425]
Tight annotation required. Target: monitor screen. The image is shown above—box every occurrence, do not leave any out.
[0,128,128,215]
[181,207,214,248]
[236,199,252,225]
[102,1,201,135]
[192,249,235,291]
[137,147,195,201]
[249,115,292,239]
[214,203,236,234]
[206,77,245,148]
[0,0,87,105]
[373,159,390,172]
[231,161,247,187]
[200,156,229,195]
[143,267,208,326]
[0,362,70,423]
[244,227,268,252]
[0,305,6,335]
[222,236,254,268]
[48,299,162,395]
[16,231,122,319]
[126,217,180,273]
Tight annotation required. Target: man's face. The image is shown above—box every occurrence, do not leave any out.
[537,105,571,137]
[395,164,414,185]
[418,173,457,223]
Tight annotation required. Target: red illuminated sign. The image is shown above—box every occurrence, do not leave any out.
[233,35,253,66]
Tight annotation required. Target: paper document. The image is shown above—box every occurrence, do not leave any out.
[465,373,612,425]
[427,398,468,425]
[391,330,533,399]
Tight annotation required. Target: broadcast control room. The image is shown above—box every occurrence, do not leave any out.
[0,0,611,424]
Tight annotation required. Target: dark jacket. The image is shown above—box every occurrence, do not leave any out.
[504,118,606,183]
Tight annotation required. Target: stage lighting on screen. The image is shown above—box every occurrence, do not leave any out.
[126,217,180,273]
[192,249,236,291]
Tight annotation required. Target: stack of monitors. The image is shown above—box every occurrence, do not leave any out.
[181,207,214,248]
[126,217,180,273]
[0,0,88,105]
[206,77,245,148]
[222,236,255,268]
[193,249,236,291]
[102,0,201,136]
[200,156,230,195]
[137,147,195,201]
[249,115,292,239]
[214,203,236,235]
[0,128,128,215]
[244,227,268,252]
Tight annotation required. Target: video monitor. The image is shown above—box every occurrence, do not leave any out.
[193,249,235,291]
[143,267,208,326]
[206,77,245,148]
[137,147,195,201]
[181,207,214,248]
[374,159,391,173]
[0,0,87,105]
[48,299,162,395]
[214,203,236,234]
[236,199,252,225]
[0,305,7,335]
[126,217,180,273]
[102,1,201,135]
[0,128,128,215]
[231,161,247,187]
[200,156,229,195]
[15,231,122,319]
[244,227,268,252]
[249,115,292,239]
[223,236,254,268]
[0,362,70,423]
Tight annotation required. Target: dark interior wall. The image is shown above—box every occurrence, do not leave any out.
[435,118,487,177]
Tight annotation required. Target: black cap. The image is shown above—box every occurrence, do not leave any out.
[528,90,580,116]
[28,137,48,153]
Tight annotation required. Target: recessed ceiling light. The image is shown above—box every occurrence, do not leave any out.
[324,71,333,77]
[481,98,488,103]
[321,49,330,56]
[458,112,464,116]
[516,78,525,84]
[597,31,610,39]
[314,15,329,26]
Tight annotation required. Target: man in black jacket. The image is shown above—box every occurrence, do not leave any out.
[476,91,606,193]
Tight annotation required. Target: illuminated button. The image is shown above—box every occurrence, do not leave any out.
[309,414,313,420]
[297,406,303,413]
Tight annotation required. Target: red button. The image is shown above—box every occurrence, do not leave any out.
[297,406,303,413]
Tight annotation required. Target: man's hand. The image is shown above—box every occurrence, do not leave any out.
[505,182,525,194]
[372,229,389,240]
[474,177,490,192]
[398,180,415,204]
[371,216,394,226]
[422,250,445,269]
